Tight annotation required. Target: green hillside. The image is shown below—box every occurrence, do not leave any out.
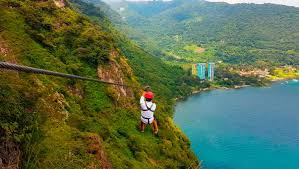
[0,0,200,168]
[74,0,269,88]
[111,0,299,66]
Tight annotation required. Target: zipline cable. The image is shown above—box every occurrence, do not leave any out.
[0,62,131,87]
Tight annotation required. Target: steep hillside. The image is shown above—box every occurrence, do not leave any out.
[110,0,299,66]
[0,0,199,168]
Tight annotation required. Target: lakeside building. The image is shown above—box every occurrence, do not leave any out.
[197,63,206,80]
[191,64,197,76]
[208,62,215,81]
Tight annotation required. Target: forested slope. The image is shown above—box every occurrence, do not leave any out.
[111,0,299,66]
[0,0,199,168]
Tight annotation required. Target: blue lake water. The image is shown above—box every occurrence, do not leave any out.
[174,80,299,169]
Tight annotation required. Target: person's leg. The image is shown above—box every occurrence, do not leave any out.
[152,119,158,134]
[140,121,146,132]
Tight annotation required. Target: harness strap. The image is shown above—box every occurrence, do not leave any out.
[141,102,154,112]
[142,116,152,124]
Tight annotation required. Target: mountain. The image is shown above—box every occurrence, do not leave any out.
[0,0,199,168]
[108,0,299,66]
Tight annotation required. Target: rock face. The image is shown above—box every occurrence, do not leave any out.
[86,135,113,169]
[97,51,134,100]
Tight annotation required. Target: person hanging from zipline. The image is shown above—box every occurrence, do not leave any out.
[140,86,158,135]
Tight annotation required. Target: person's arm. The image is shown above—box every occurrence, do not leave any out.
[140,95,147,110]
[140,95,145,105]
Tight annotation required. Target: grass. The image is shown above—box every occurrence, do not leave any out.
[184,44,205,54]
[0,1,199,169]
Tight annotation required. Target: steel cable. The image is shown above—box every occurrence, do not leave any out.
[0,62,131,87]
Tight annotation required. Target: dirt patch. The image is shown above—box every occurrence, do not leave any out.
[67,85,84,99]
[86,135,113,169]
[0,39,17,63]
[0,141,21,169]
[184,45,205,54]
[238,69,269,78]
[0,45,9,56]
[54,0,65,8]
[194,47,205,54]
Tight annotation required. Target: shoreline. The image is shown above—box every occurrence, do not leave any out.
[174,84,251,102]
[270,77,299,82]
[175,77,299,102]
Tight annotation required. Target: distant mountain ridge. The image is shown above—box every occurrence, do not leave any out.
[104,0,299,66]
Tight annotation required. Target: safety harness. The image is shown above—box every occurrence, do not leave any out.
[141,102,154,124]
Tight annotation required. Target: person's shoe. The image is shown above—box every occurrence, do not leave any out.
[141,130,145,133]
[154,130,158,135]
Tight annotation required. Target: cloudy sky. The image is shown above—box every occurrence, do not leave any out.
[105,0,299,7]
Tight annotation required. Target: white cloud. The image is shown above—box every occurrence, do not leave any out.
[206,0,299,7]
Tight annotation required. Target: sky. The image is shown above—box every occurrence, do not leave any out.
[207,0,299,7]
[104,0,299,7]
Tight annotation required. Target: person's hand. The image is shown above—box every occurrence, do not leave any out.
[144,85,151,92]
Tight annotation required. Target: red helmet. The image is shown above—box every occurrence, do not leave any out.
[144,92,154,99]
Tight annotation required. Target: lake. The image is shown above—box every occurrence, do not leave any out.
[174,80,299,169]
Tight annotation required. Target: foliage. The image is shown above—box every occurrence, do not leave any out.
[0,0,199,169]
[113,0,299,66]
[268,66,299,80]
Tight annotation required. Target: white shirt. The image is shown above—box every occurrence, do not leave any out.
[140,96,156,119]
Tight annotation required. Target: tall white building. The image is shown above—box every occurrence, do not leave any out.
[208,63,215,81]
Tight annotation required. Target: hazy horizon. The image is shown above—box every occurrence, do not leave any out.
[103,0,299,7]
[207,0,299,7]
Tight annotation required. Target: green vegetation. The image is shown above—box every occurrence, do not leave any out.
[268,67,299,80]
[2,0,290,168]
[0,0,200,168]
[109,0,299,67]
[183,44,205,54]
